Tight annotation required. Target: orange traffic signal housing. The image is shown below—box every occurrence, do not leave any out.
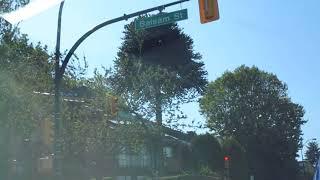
[111,96,118,117]
[198,0,220,24]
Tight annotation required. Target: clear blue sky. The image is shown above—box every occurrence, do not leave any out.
[18,0,319,149]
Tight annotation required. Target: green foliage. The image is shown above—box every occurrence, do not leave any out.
[110,21,207,125]
[0,33,52,136]
[222,137,248,180]
[199,165,215,176]
[0,23,121,178]
[189,134,248,179]
[0,7,158,178]
[0,0,29,38]
[0,0,29,13]
[159,175,219,180]
[191,134,223,172]
[305,141,320,167]
[1,34,52,90]
[59,69,154,178]
[0,29,154,177]
[0,23,52,179]
[179,144,196,172]
[200,65,306,180]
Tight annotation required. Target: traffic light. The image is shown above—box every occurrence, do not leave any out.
[224,156,229,161]
[110,96,119,117]
[198,0,220,24]
[224,156,230,169]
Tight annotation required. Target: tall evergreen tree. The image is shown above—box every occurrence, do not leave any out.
[305,141,320,167]
[110,20,207,127]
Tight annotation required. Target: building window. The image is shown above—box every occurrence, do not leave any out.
[118,153,129,168]
[38,156,53,174]
[141,153,150,168]
[163,147,173,158]
[116,176,131,180]
[131,155,140,167]
[117,147,151,168]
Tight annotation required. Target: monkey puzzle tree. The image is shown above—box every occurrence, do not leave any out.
[110,20,207,127]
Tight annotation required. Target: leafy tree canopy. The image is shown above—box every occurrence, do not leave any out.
[0,32,52,136]
[222,137,249,180]
[200,65,306,180]
[0,0,29,38]
[191,134,223,171]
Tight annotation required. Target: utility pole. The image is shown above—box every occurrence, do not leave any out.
[51,0,190,179]
[224,156,230,180]
[53,1,64,179]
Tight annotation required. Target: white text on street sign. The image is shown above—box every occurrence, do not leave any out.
[135,9,188,30]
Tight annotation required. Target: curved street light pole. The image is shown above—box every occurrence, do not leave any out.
[53,1,64,179]
[53,0,190,179]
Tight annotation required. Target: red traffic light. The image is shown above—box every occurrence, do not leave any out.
[224,156,230,161]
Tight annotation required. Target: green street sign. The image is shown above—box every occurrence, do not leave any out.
[135,9,188,30]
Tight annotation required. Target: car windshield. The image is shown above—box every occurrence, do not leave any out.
[0,0,319,180]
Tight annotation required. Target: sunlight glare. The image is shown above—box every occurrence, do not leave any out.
[1,0,64,24]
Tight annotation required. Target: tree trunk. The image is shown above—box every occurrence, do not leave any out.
[154,82,162,126]
[154,84,164,175]
[155,97,162,126]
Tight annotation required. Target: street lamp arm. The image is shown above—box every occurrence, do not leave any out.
[59,14,127,78]
[55,1,64,60]
[53,2,64,179]
[58,0,190,78]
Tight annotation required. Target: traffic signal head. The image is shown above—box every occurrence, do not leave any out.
[224,156,230,169]
[224,156,229,161]
[198,0,220,24]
